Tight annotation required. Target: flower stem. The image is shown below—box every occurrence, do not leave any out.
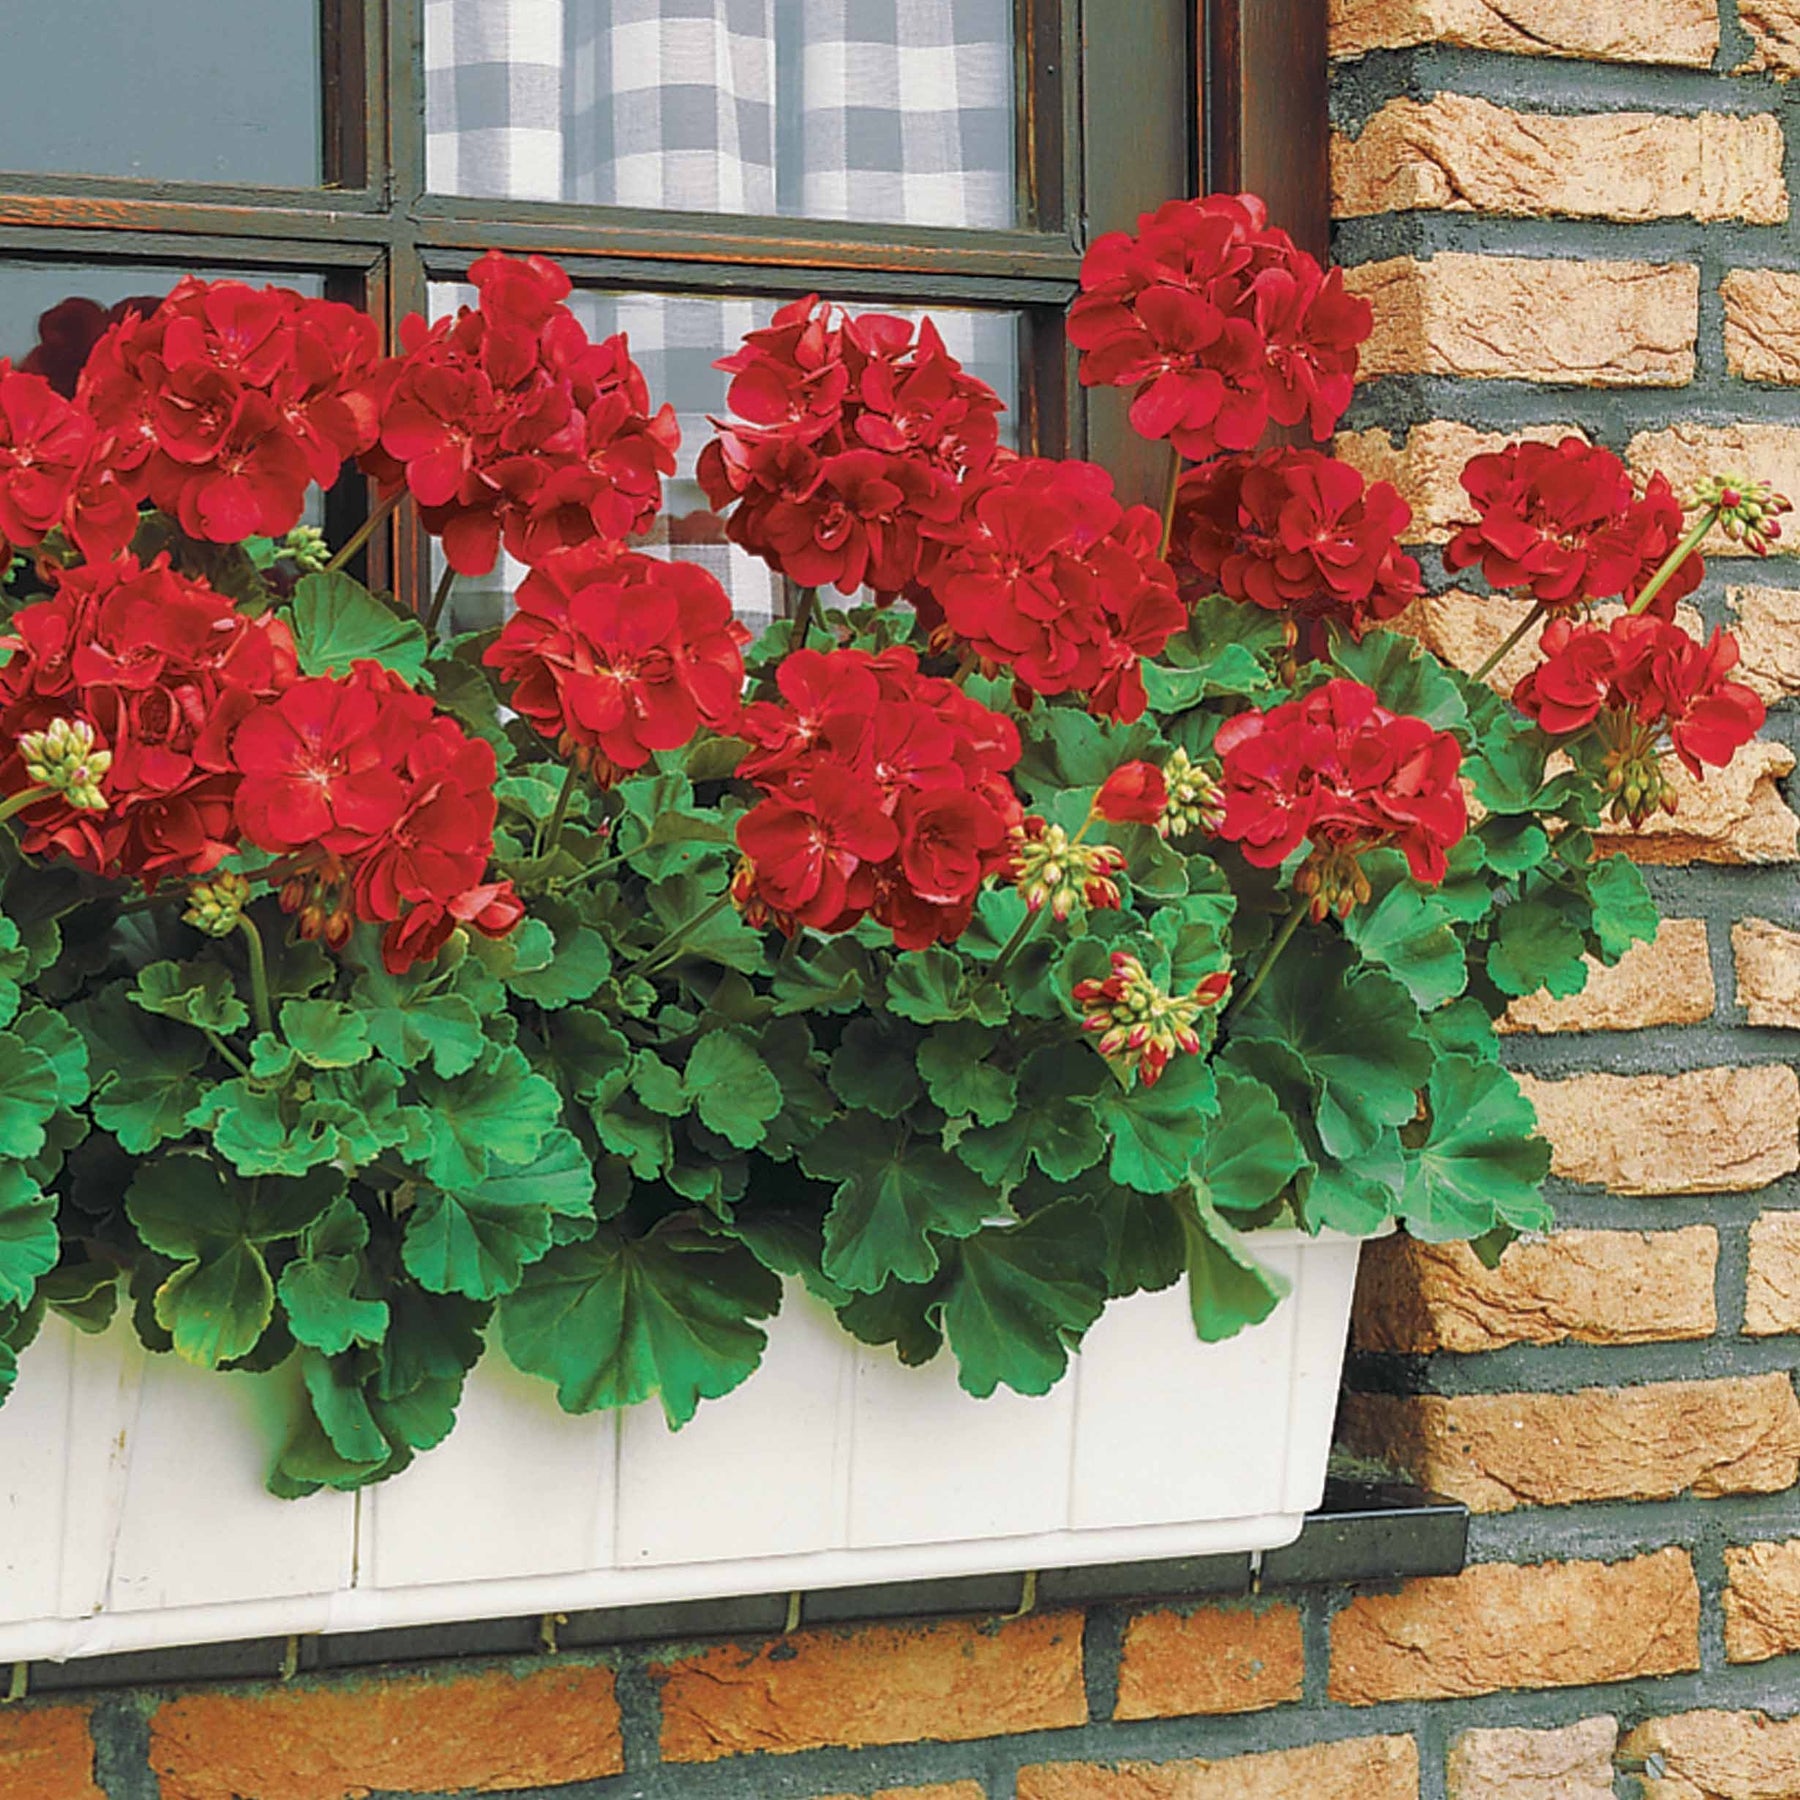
[203,1030,252,1078]
[627,891,736,978]
[1470,602,1548,687]
[236,915,274,1039]
[537,761,583,860]
[1227,903,1308,1020]
[1159,450,1185,560]
[989,904,1045,980]
[325,488,404,575]
[1628,506,1718,618]
[423,561,456,635]
[0,785,52,826]
[790,586,820,649]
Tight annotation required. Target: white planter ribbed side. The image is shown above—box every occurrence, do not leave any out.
[0,1227,1371,1664]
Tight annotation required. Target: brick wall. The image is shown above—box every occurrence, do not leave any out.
[11,4,1800,1795]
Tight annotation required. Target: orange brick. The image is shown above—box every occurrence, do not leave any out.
[1019,1735,1419,1800]
[1330,1552,1700,1703]
[655,1612,1087,1763]
[1114,1602,1305,1719]
[0,1707,103,1800]
[148,1663,622,1800]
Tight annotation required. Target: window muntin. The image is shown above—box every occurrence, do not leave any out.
[425,0,1015,229]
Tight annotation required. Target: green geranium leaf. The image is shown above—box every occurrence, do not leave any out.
[1402,1053,1553,1240]
[805,1114,996,1293]
[415,1041,563,1188]
[76,986,208,1154]
[1329,628,1471,736]
[1015,703,1160,797]
[11,1006,89,1110]
[0,914,25,1028]
[644,872,766,974]
[499,1217,779,1424]
[1183,1190,1290,1342]
[290,571,429,683]
[885,945,1008,1027]
[685,1028,783,1150]
[352,962,486,1079]
[1198,1069,1306,1215]
[592,1087,671,1181]
[278,1194,390,1355]
[1585,853,1658,962]
[188,1079,342,1177]
[506,905,612,1010]
[0,1163,56,1310]
[131,960,251,1035]
[1346,881,1468,1010]
[917,1022,1016,1126]
[829,1016,923,1119]
[279,998,372,1068]
[1232,937,1430,1161]
[1100,1188,1184,1297]
[940,1200,1110,1397]
[630,1052,689,1117]
[155,1245,275,1370]
[403,1179,555,1302]
[0,1033,63,1161]
[1488,898,1589,999]
[771,938,872,1015]
[956,1042,1108,1190]
[549,1009,634,1102]
[1087,1051,1220,1195]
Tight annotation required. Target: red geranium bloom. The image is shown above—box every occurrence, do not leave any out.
[1093,761,1169,825]
[733,646,1022,949]
[1172,448,1421,651]
[21,293,162,397]
[1445,438,1702,615]
[1213,678,1466,910]
[484,542,748,782]
[1068,194,1371,459]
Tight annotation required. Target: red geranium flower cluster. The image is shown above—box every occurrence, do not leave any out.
[0,361,135,567]
[483,540,748,782]
[1068,193,1371,460]
[1513,613,1765,823]
[920,457,1186,722]
[732,645,1022,949]
[233,662,520,972]
[80,277,383,545]
[1171,448,1422,648]
[1213,678,1467,917]
[696,298,1005,598]
[361,253,677,578]
[0,556,296,878]
[0,558,520,973]
[1445,437,1700,614]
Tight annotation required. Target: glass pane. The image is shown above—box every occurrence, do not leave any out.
[426,0,1015,229]
[0,264,326,393]
[426,283,1020,637]
[0,0,322,188]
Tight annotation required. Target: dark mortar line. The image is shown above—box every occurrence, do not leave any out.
[1350,1335,1800,1394]
[613,1654,666,1780]
[1332,211,1800,266]
[1081,1602,1126,1723]
[1497,1022,1800,1076]
[1719,1216,1755,1335]
[1693,1534,1733,1673]
[85,1691,159,1800]
[1300,1588,1334,1709]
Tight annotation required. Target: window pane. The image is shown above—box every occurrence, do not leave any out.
[427,0,1016,229]
[0,0,322,188]
[0,264,326,393]
[427,283,1020,637]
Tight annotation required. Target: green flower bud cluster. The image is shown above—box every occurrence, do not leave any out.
[183,871,254,938]
[1074,949,1231,1088]
[1011,819,1126,921]
[18,718,110,811]
[278,523,332,573]
[1158,745,1226,840]
[1691,474,1793,556]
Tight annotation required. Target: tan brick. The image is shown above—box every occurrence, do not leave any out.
[1622,1710,1800,1800]
[1725,270,1800,384]
[1114,1603,1304,1720]
[1018,1736,1419,1800]
[1724,1540,1800,1662]
[1340,1376,1800,1513]
[0,1707,103,1800]
[1504,920,1715,1034]
[1631,425,1800,556]
[1735,920,1800,1026]
[1329,0,1718,65]
[1592,740,1799,866]
[1728,587,1800,702]
[1738,0,1800,77]
[1334,97,1785,225]
[1516,1066,1800,1194]
[1347,254,1698,386]
[1329,1551,1700,1704]
[148,1664,623,1800]
[1336,422,1586,544]
[1447,1717,1619,1800]
[654,1612,1086,1763]
[1745,1210,1800,1334]
[1353,1227,1719,1354]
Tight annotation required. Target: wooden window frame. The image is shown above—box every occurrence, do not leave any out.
[0,0,1327,596]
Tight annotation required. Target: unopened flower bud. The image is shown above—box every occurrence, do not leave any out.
[17,717,110,811]
[1012,819,1127,921]
[1692,473,1794,557]
[1158,746,1226,840]
[1294,845,1373,921]
[182,871,252,938]
[277,523,331,573]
